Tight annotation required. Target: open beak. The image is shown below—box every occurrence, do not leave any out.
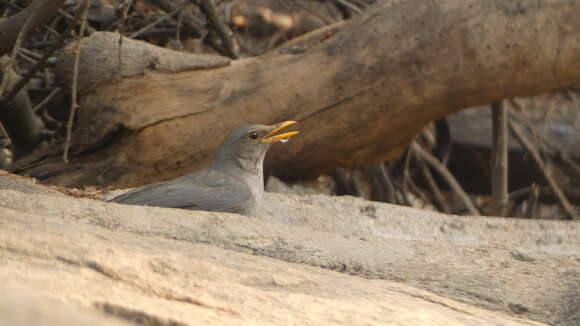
[261,121,300,143]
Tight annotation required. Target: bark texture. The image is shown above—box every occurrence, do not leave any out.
[17,0,580,187]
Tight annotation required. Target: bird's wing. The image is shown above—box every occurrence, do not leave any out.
[108,170,252,212]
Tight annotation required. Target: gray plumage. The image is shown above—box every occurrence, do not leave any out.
[108,122,298,216]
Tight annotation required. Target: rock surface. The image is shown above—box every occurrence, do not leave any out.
[0,176,578,326]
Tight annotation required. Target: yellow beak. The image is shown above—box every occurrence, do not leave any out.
[261,121,300,143]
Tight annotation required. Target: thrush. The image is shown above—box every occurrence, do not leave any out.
[108,121,299,216]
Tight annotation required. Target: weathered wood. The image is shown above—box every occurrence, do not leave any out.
[0,57,47,157]
[17,0,580,187]
[490,102,509,216]
[0,0,66,56]
[508,119,577,220]
[0,0,65,157]
[55,32,231,93]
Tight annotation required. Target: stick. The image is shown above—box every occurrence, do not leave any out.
[332,0,363,14]
[117,0,133,72]
[32,87,61,112]
[57,8,96,34]
[63,0,89,163]
[418,160,451,213]
[378,162,396,203]
[363,163,396,203]
[405,171,434,209]
[508,119,577,220]
[131,4,188,38]
[490,101,509,216]
[195,0,239,59]
[146,0,204,35]
[0,10,33,96]
[0,1,86,106]
[524,183,539,218]
[400,148,413,207]
[412,142,480,215]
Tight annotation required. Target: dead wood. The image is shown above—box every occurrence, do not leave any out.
[508,118,577,219]
[196,0,240,58]
[0,57,46,157]
[63,0,90,163]
[363,163,396,203]
[55,31,230,92]
[524,183,540,218]
[412,142,480,215]
[0,0,66,56]
[490,102,509,216]
[0,0,65,157]
[14,0,580,188]
[146,0,205,35]
[418,160,451,214]
[448,95,580,159]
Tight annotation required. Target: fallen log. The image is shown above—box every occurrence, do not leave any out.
[15,0,580,187]
[1,175,579,325]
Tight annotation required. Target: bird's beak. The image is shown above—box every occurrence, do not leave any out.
[261,121,300,143]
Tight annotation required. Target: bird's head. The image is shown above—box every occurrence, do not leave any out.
[210,121,299,173]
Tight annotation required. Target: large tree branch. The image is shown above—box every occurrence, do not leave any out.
[16,0,580,187]
[0,57,47,157]
[0,0,66,56]
[0,0,66,157]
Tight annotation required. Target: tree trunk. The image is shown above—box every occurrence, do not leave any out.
[15,0,580,187]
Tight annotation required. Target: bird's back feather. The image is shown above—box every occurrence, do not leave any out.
[108,169,254,214]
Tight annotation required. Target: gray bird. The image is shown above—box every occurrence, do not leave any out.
[108,121,299,216]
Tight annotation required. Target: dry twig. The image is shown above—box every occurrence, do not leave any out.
[63,0,89,163]
[412,142,480,215]
[0,10,34,98]
[508,118,577,219]
[0,1,85,107]
[32,87,61,112]
[490,101,509,216]
[376,163,396,203]
[418,160,451,213]
[332,0,363,14]
[130,3,189,38]
[524,183,540,218]
[116,0,134,72]
[363,163,396,203]
[0,0,66,55]
[146,0,204,35]
[0,53,47,156]
[194,0,239,58]
[400,148,413,207]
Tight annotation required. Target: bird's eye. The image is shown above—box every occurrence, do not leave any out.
[248,131,259,140]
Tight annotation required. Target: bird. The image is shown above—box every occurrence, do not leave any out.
[108,121,299,216]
